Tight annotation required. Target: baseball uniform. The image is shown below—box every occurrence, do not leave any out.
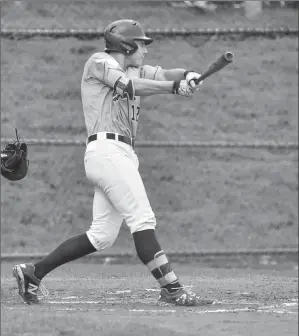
[81,52,161,250]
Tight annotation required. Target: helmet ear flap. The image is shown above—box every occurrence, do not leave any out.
[120,41,138,55]
[105,33,138,55]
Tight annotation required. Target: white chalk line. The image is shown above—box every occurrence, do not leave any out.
[4,288,298,316]
[107,290,132,294]
[61,296,78,299]
[4,297,298,310]
[50,297,298,306]
[4,297,297,315]
[45,296,298,315]
[46,300,261,305]
[56,296,297,306]
[282,302,298,307]
[3,306,297,315]
[46,301,298,313]
[145,286,194,292]
[49,301,102,304]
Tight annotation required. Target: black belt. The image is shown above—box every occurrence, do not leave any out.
[88,133,135,148]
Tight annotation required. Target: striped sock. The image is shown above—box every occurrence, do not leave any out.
[147,250,182,292]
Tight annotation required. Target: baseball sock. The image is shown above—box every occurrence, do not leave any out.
[133,229,182,293]
[33,233,96,280]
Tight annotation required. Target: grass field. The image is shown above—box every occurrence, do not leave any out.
[0,5,298,254]
[1,262,298,336]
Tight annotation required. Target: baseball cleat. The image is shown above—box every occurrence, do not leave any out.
[158,287,215,307]
[12,263,48,305]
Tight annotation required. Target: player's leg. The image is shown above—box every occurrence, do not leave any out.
[101,162,183,292]
[87,141,213,306]
[84,141,180,287]
[126,181,214,306]
[33,187,122,279]
[13,231,97,304]
[85,186,123,251]
[107,165,201,305]
[13,182,123,304]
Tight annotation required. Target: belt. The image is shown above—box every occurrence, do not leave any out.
[88,132,135,148]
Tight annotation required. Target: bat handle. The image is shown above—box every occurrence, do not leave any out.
[194,74,205,85]
[194,70,212,84]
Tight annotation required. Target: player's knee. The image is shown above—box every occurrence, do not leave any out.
[86,227,117,251]
[128,213,157,234]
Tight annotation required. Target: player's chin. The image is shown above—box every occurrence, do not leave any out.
[136,57,144,66]
[136,59,144,66]
[130,60,144,68]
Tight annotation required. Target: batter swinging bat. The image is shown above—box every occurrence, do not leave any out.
[194,51,234,84]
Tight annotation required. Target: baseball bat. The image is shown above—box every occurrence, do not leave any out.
[194,51,234,84]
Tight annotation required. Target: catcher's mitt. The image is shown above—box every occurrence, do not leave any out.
[1,129,29,181]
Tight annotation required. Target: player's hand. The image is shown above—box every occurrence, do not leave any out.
[185,72,203,89]
[173,80,194,97]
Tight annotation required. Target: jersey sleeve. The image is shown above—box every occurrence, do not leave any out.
[140,64,162,80]
[86,54,125,88]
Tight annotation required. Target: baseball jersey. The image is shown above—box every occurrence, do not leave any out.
[81,52,161,139]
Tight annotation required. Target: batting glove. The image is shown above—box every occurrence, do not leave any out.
[184,71,203,89]
[172,80,194,97]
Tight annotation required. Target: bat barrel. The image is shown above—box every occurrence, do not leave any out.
[224,51,234,62]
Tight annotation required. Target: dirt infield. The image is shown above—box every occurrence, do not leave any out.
[1,263,298,336]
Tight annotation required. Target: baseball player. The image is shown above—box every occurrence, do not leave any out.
[12,20,214,307]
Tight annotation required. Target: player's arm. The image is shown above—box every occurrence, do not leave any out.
[155,68,186,82]
[132,78,174,96]
[142,64,202,89]
[157,68,204,88]
[133,65,202,96]
[88,59,191,97]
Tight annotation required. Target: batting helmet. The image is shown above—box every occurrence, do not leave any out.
[104,20,153,56]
